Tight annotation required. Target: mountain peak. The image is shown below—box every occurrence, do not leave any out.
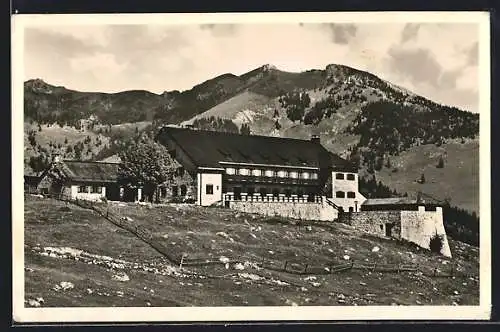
[262,64,277,71]
[25,78,57,94]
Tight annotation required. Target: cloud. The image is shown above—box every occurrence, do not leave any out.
[199,24,238,37]
[324,23,358,44]
[400,23,420,43]
[466,41,479,66]
[386,47,443,87]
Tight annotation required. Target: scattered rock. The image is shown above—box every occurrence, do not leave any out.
[219,256,230,264]
[86,288,93,294]
[268,250,275,255]
[371,246,380,253]
[285,299,298,306]
[27,298,42,307]
[343,255,350,261]
[306,226,312,231]
[300,287,308,292]
[327,249,334,253]
[233,263,245,270]
[112,272,130,282]
[453,290,459,295]
[239,273,263,281]
[311,282,321,287]
[359,282,367,286]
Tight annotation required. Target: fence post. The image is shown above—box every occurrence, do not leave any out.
[450,265,454,278]
[304,264,308,274]
[283,261,288,271]
[179,254,185,270]
[261,257,265,268]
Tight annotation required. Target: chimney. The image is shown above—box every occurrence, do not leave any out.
[53,155,61,163]
[311,134,320,144]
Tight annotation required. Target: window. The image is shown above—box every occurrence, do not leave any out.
[180,185,187,196]
[301,172,310,179]
[226,168,236,175]
[78,186,87,193]
[277,170,287,178]
[247,187,255,196]
[251,169,262,176]
[285,189,292,197]
[336,191,345,198]
[177,167,185,177]
[260,187,268,196]
[289,171,298,179]
[172,186,178,197]
[206,184,213,195]
[347,191,356,198]
[238,168,249,176]
[91,186,102,194]
[160,187,167,197]
[311,173,318,180]
[336,173,344,180]
[264,170,274,177]
[169,149,177,158]
[272,188,280,196]
[346,174,355,181]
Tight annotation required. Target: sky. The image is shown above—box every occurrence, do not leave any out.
[24,22,480,112]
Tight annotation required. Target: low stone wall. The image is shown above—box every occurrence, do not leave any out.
[339,206,451,257]
[228,200,338,221]
[340,211,402,238]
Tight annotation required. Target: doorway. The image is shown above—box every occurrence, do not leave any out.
[385,223,394,237]
[234,187,242,200]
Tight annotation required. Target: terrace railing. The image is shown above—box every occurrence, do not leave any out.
[223,193,323,204]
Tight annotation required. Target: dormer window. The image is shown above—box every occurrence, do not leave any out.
[346,174,355,181]
[336,173,345,180]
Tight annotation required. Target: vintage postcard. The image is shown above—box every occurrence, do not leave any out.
[12,11,491,322]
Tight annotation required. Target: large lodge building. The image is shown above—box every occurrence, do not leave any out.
[156,126,366,215]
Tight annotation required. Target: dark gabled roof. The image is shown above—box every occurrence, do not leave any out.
[362,196,442,207]
[24,175,40,185]
[59,160,120,183]
[156,126,356,171]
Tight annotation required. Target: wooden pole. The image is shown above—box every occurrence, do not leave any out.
[283,261,288,271]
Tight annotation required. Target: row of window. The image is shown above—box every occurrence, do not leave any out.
[336,191,356,198]
[225,168,318,180]
[77,185,103,194]
[335,173,356,180]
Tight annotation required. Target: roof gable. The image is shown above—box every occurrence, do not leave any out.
[156,126,356,171]
[59,160,120,183]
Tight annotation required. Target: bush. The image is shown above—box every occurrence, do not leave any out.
[429,233,444,254]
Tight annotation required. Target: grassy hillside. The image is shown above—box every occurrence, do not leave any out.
[372,140,479,214]
[24,123,111,175]
[24,196,479,307]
